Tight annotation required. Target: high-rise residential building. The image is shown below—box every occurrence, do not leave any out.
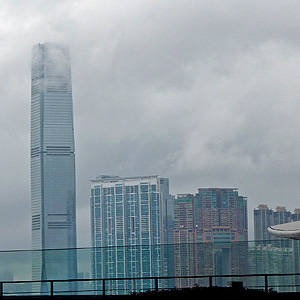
[174,188,248,244]
[174,194,196,288]
[195,188,248,243]
[249,245,295,292]
[252,205,300,291]
[31,43,77,291]
[254,204,274,243]
[174,194,195,245]
[254,205,293,247]
[292,209,300,222]
[254,205,297,242]
[174,188,248,287]
[273,206,292,225]
[90,175,174,294]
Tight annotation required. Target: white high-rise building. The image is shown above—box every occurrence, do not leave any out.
[31,43,77,291]
[90,175,175,294]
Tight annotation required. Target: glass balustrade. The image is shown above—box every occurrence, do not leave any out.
[0,240,299,295]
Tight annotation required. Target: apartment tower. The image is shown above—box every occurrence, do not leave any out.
[174,188,248,287]
[90,175,174,294]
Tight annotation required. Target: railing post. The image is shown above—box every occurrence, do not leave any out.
[264,275,268,293]
[155,278,159,292]
[50,281,54,297]
[102,279,105,296]
[209,276,213,287]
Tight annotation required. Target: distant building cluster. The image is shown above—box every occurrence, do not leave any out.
[251,204,300,292]
[89,180,248,290]
[254,204,300,242]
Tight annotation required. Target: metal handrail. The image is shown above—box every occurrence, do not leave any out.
[0,272,300,296]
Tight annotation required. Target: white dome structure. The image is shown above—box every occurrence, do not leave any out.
[267,221,300,240]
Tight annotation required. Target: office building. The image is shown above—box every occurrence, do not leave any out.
[31,43,77,291]
[90,175,174,294]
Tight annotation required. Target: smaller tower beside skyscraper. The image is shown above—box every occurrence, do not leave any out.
[90,175,174,294]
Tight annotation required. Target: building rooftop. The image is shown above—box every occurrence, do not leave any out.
[91,175,163,183]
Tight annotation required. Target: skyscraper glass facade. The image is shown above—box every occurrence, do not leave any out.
[31,43,77,291]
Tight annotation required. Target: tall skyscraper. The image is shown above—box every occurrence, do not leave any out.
[90,175,174,294]
[31,43,77,290]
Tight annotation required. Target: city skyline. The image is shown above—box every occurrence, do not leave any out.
[1,1,300,250]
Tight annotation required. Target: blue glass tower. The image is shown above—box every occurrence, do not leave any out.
[31,43,77,291]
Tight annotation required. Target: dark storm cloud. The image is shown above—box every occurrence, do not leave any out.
[0,0,300,248]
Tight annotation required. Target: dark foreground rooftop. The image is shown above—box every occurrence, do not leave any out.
[3,286,300,300]
[127,286,300,300]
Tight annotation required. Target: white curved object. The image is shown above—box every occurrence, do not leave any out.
[267,221,300,239]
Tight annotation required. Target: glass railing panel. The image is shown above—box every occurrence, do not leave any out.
[2,282,34,296]
[0,249,32,282]
[0,240,298,294]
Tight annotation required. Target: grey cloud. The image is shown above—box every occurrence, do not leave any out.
[1,0,300,248]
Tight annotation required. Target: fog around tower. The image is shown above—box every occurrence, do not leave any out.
[1,0,300,249]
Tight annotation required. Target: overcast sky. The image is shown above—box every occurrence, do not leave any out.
[1,0,300,250]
